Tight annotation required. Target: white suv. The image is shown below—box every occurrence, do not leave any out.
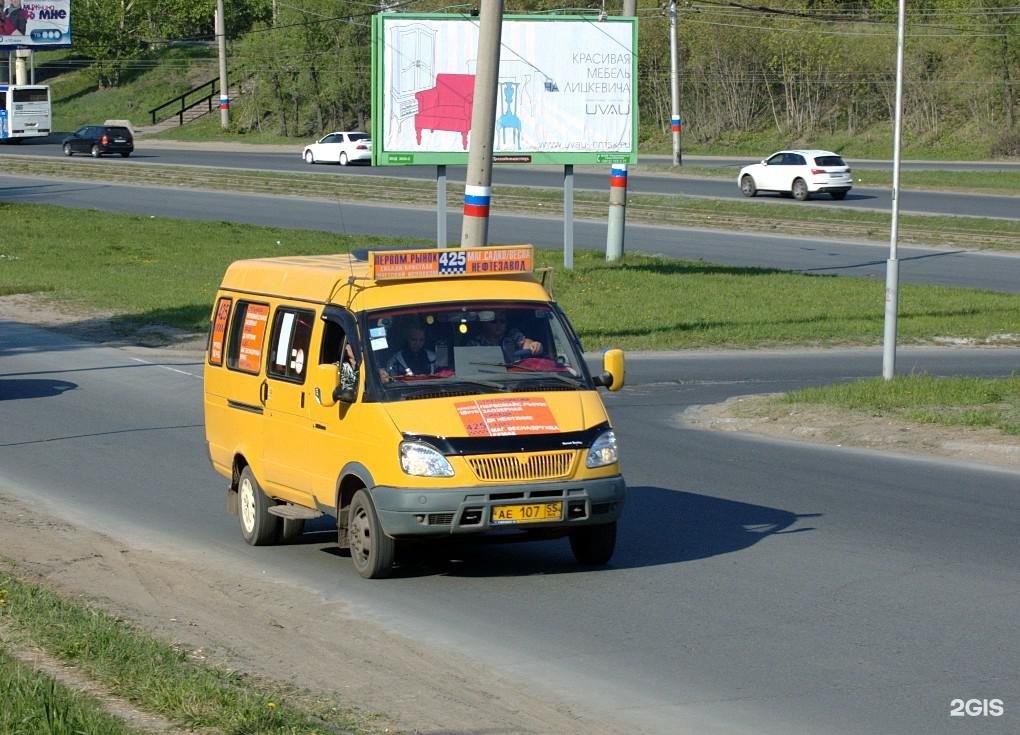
[738,149,852,201]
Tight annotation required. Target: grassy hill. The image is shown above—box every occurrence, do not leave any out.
[34,46,1010,157]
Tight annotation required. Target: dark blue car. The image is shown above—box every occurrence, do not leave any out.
[62,125,134,158]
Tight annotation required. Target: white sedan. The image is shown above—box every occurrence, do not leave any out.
[738,149,852,201]
[302,131,372,166]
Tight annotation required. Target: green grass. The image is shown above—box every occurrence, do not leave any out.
[2,156,1018,252]
[42,48,221,135]
[783,375,1020,435]
[1,202,1017,351]
[0,650,145,735]
[638,122,1001,161]
[150,115,305,144]
[0,566,378,734]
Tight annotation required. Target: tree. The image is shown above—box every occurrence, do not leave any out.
[72,0,145,88]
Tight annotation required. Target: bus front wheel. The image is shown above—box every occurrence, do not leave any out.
[569,521,617,565]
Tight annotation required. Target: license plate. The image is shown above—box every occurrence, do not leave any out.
[491,501,563,524]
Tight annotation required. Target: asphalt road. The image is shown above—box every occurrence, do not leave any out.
[2,319,1018,735]
[7,139,1020,220]
[3,173,1019,293]
[3,155,1018,733]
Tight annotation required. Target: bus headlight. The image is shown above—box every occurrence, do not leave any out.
[586,430,619,468]
[400,441,454,477]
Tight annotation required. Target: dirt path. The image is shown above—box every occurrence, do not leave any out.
[681,393,1020,472]
[0,492,629,735]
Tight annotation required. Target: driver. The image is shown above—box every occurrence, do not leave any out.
[466,310,542,362]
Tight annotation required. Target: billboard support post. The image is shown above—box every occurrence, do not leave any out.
[436,165,447,248]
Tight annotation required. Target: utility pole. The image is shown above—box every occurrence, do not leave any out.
[606,0,637,262]
[669,0,682,166]
[460,0,504,248]
[216,0,230,129]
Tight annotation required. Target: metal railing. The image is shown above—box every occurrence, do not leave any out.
[148,78,224,126]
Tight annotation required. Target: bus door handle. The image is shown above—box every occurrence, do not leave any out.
[260,379,269,405]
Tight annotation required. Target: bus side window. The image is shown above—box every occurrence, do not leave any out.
[226,301,270,374]
[320,320,344,365]
[267,308,315,382]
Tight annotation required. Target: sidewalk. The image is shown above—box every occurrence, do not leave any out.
[134,137,298,154]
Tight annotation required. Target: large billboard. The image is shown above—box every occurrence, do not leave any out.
[0,0,71,50]
[371,13,637,166]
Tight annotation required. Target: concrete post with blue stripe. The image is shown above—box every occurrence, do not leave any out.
[460,0,504,248]
[216,0,230,129]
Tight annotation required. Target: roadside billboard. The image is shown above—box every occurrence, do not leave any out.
[371,13,637,166]
[0,0,72,50]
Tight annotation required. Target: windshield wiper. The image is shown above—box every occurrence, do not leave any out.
[438,377,506,391]
[508,373,579,388]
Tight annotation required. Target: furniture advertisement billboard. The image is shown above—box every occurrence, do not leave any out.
[371,13,637,166]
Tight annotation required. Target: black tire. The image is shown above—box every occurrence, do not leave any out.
[739,175,757,197]
[120,152,130,158]
[569,521,617,565]
[830,191,847,200]
[348,489,395,579]
[792,178,810,201]
[62,143,73,157]
[304,150,314,164]
[237,466,280,546]
[339,152,349,166]
[90,144,101,158]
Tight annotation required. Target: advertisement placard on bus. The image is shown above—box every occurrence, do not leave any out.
[371,13,637,166]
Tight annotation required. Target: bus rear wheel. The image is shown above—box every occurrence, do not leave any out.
[238,466,280,546]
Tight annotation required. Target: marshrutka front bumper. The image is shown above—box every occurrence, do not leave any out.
[371,476,625,537]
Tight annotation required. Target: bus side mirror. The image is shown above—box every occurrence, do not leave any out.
[593,348,625,392]
[314,364,340,407]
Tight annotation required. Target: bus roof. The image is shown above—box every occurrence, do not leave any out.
[218,246,543,307]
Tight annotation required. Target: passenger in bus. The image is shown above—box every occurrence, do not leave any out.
[467,310,543,362]
[340,342,358,393]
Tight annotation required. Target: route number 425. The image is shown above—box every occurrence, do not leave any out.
[950,699,1003,717]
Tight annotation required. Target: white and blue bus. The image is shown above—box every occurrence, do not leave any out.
[0,84,51,142]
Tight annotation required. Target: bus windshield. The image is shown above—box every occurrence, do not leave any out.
[362,302,592,400]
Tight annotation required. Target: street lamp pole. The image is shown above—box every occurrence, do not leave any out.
[669,0,681,166]
[882,0,906,380]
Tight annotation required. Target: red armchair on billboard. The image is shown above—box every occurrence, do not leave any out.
[414,73,474,150]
